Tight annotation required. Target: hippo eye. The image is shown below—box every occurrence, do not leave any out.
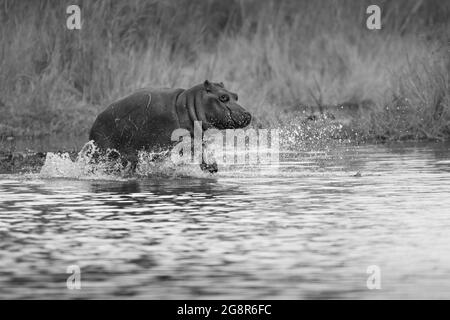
[219,95,229,103]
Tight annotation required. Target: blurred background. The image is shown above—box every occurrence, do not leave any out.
[0,0,448,140]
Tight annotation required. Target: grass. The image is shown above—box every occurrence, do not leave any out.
[0,0,449,142]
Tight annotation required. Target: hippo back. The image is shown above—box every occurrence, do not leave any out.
[89,88,184,153]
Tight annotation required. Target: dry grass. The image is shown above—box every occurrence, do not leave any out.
[0,0,449,141]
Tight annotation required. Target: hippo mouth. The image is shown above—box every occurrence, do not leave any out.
[210,106,251,130]
[230,110,252,128]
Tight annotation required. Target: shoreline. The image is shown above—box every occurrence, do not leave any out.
[1,99,449,144]
[1,137,449,175]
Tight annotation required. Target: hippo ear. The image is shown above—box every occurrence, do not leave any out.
[219,82,225,88]
[203,80,213,92]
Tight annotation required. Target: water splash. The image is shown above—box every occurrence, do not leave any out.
[279,114,348,151]
[40,142,123,180]
[135,149,209,178]
[39,141,210,180]
[37,118,352,180]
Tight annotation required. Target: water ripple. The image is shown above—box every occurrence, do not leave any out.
[0,142,450,299]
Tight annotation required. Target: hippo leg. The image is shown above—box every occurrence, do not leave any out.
[200,142,218,173]
[200,161,218,173]
[122,151,139,173]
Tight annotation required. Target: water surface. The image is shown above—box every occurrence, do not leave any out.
[0,142,450,299]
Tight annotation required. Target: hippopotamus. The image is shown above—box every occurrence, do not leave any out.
[89,80,251,172]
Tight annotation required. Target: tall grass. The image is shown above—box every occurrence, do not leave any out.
[0,0,448,141]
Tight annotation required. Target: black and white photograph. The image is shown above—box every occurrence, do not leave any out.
[0,0,449,304]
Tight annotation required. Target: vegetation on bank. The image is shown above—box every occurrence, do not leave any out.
[0,0,449,142]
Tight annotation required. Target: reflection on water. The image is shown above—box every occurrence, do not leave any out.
[0,142,450,299]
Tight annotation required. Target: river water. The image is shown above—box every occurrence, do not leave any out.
[0,141,449,299]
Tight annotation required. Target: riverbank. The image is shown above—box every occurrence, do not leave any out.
[1,96,448,143]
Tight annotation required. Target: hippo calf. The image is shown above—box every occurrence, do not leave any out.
[89,80,251,172]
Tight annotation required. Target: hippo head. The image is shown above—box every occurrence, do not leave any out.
[180,80,251,131]
[201,80,251,129]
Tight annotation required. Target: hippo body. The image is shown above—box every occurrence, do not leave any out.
[89,81,251,171]
[90,88,184,154]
